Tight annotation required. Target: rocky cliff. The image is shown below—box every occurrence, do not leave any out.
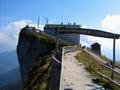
[17,25,71,90]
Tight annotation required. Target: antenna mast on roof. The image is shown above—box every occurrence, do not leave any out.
[46,18,48,24]
[37,17,40,29]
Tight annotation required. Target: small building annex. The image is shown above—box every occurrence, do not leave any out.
[91,42,101,55]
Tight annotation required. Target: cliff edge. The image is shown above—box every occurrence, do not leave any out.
[17,25,71,90]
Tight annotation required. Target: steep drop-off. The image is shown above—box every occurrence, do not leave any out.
[17,26,71,90]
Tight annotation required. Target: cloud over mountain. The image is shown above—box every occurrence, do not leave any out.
[0,20,44,52]
[80,15,120,60]
[85,15,120,50]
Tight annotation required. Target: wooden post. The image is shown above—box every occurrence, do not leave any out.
[56,28,59,58]
[50,56,61,90]
[111,38,116,79]
[79,34,81,49]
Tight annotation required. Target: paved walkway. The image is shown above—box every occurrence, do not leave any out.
[64,51,96,90]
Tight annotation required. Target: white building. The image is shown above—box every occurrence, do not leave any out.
[44,24,81,45]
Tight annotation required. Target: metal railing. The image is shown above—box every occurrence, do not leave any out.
[52,55,61,64]
[97,62,120,87]
[59,46,120,89]
[59,46,78,90]
[59,47,65,90]
[51,46,78,90]
[85,50,120,87]
[98,72,120,87]
[50,50,62,90]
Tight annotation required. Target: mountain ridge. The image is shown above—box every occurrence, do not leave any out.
[0,50,18,75]
[0,67,21,90]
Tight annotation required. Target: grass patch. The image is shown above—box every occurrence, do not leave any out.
[23,54,52,90]
[19,26,73,48]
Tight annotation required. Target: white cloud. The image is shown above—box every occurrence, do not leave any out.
[84,15,120,50]
[0,33,8,43]
[0,19,44,51]
[81,25,88,28]
[80,40,89,47]
[101,15,120,33]
[86,36,113,49]
[80,15,120,60]
[100,15,120,49]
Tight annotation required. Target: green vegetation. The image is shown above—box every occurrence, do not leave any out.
[75,51,120,90]
[100,55,111,62]
[19,26,73,47]
[23,54,52,90]
[116,62,120,69]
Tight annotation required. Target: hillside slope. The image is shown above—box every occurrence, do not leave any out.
[0,67,20,87]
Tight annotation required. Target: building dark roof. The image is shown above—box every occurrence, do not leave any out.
[44,24,81,30]
[91,42,101,47]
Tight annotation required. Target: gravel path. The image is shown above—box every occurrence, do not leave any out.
[64,51,96,90]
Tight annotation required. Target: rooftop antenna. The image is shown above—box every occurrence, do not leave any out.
[37,17,40,29]
[46,18,48,24]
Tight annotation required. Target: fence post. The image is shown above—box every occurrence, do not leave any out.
[50,56,61,90]
[59,47,65,90]
[111,38,116,80]
[55,28,59,59]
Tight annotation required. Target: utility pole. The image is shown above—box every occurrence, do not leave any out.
[37,17,40,29]
[79,34,81,48]
[111,37,116,79]
[46,18,48,24]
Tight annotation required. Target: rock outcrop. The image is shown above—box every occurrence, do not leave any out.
[17,26,55,82]
[17,25,71,89]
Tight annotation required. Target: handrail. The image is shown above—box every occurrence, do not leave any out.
[98,72,120,87]
[99,62,120,75]
[59,47,65,90]
[59,46,78,90]
[51,49,63,90]
[51,50,62,90]
[58,46,120,89]
[85,50,120,87]
[86,50,120,74]
[52,55,61,64]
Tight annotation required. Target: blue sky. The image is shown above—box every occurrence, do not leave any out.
[1,0,120,26]
[0,0,120,61]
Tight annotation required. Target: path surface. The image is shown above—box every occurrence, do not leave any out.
[64,51,98,90]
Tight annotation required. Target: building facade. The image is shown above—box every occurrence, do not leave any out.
[44,24,81,45]
[91,42,101,55]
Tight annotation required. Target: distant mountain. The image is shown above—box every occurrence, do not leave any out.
[0,43,14,53]
[0,67,21,87]
[0,67,21,90]
[0,50,19,75]
[0,50,21,90]
[0,80,21,90]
